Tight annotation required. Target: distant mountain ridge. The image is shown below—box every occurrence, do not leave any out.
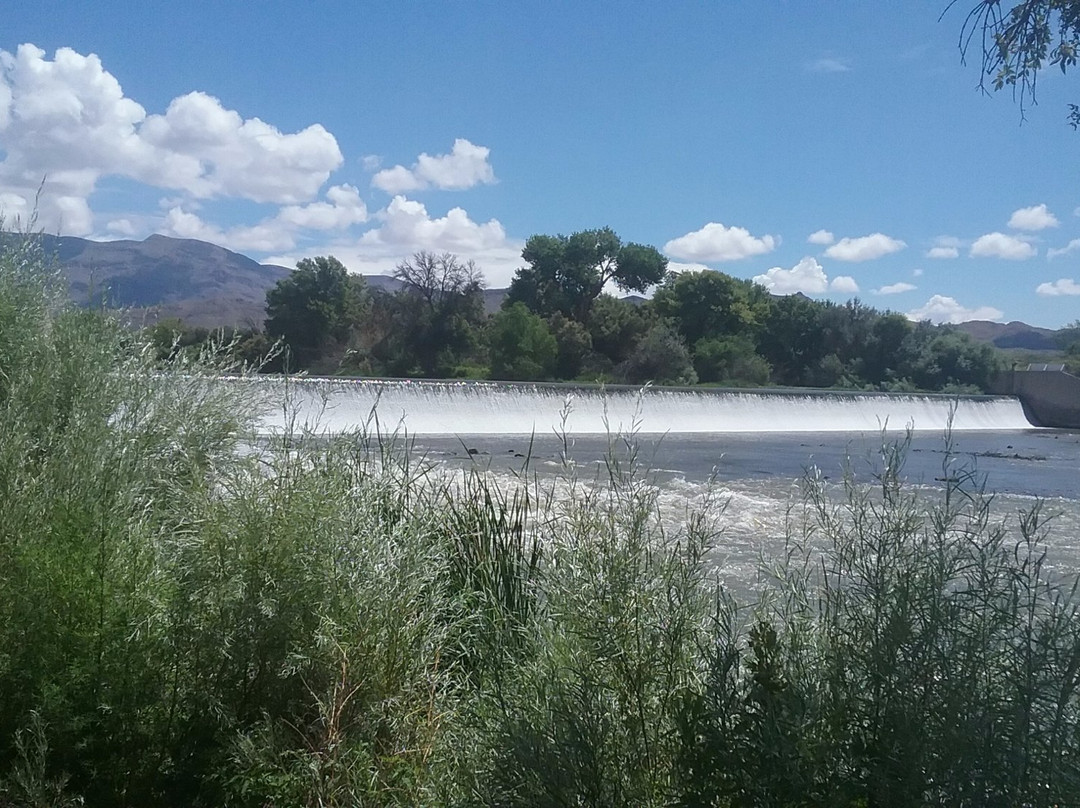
[8,233,1068,342]
[952,320,1060,351]
[35,233,291,328]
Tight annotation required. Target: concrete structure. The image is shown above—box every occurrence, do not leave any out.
[993,369,1080,429]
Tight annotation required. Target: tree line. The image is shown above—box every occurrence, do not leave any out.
[150,227,1003,393]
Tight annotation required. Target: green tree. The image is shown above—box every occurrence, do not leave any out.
[265,256,366,369]
[506,228,667,321]
[652,269,767,346]
[587,294,654,365]
[955,0,1080,125]
[547,313,593,380]
[693,335,771,385]
[757,294,829,386]
[617,323,697,385]
[377,251,486,377]
[488,303,558,381]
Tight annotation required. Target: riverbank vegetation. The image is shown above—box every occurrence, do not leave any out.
[147,229,1003,393]
[5,235,1080,806]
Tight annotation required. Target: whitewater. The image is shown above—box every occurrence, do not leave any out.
[244,377,1034,435]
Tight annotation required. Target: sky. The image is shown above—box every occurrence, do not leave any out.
[2,1,1079,328]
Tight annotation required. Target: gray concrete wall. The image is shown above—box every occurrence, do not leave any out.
[996,370,1080,429]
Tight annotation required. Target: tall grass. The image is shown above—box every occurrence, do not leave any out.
[2,231,1080,806]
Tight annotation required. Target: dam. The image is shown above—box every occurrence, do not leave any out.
[244,378,1036,436]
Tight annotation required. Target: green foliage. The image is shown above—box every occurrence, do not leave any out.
[898,323,1003,390]
[547,313,593,379]
[653,269,766,346]
[4,230,1077,807]
[617,323,698,385]
[375,251,487,377]
[145,318,278,371]
[489,303,557,380]
[757,293,830,384]
[587,294,654,365]
[265,255,367,370]
[506,228,666,321]
[693,335,771,385]
[957,0,1080,125]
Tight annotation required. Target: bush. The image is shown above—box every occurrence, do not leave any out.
[489,302,557,381]
[3,230,1080,806]
[617,324,697,385]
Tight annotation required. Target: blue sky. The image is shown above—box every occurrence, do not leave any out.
[2,1,1079,327]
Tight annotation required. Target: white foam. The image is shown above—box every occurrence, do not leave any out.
[238,378,1035,435]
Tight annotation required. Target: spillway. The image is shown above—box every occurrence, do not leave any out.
[239,378,1036,435]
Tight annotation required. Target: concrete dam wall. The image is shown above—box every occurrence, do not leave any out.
[996,369,1080,429]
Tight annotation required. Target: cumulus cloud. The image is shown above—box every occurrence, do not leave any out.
[830,275,859,293]
[162,184,367,253]
[926,246,960,259]
[105,218,137,237]
[874,282,917,295]
[906,295,1004,324]
[969,232,1037,259]
[266,195,524,286]
[807,229,834,245]
[371,139,496,193]
[1008,203,1058,231]
[664,222,777,262]
[925,236,961,259]
[0,43,342,234]
[1047,238,1080,259]
[1035,278,1080,296]
[823,233,906,261]
[753,257,828,295]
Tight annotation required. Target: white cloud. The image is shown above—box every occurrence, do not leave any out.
[926,236,961,259]
[371,138,496,193]
[1035,278,1080,296]
[874,282,917,295]
[162,184,368,253]
[1008,203,1059,231]
[266,196,524,286]
[1047,238,1080,259]
[275,184,367,230]
[807,229,834,245]
[350,195,519,283]
[105,218,136,236]
[913,268,924,277]
[0,43,342,234]
[360,154,382,172]
[969,232,1037,259]
[664,222,777,262]
[926,246,960,259]
[830,275,859,293]
[753,257,828,295]
[823,233,906,262]
[807,57,851,73]
[906,295,1004,324]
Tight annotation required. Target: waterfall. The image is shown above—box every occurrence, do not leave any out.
[234,378,1036,435]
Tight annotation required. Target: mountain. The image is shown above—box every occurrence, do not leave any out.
[22,233,513,327]
[953,320,1061,351]
[34,233,291,328]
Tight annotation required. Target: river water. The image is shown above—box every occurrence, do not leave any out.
[245,377,1080,589]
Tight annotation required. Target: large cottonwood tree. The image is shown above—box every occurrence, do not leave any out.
[506,227,667,322]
